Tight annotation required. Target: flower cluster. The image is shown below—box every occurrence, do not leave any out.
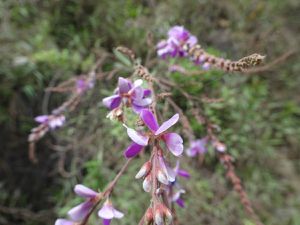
[157,26,197,59]
[55,73,188,225]
[35,114,66,130]
[186,136,227,157]
[32,23,266,225]
[102,77,152,114]
[76,78,94,94]
[157,26,265,72]
[55,185,123,225]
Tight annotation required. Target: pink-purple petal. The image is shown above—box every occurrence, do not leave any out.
[68,201,93,221]
[124,142,144,158]
[155,114,179,135]
[55,219,74,225]
[74,184,98,198]
[98,205,114,219]
[113,208,124,218]
[35,115,49,123]
[102,95,122,110]
[126,128,149,146]
[102,219,111,225]
[131,104,144,114]
[164,133,183,156]
[133,97,152,107]
[186,146,198,157]
[177,169,190,179]
[176,198,185,208]
[140,109,159,132]
[118,77,131,94]
[143,89,151,97]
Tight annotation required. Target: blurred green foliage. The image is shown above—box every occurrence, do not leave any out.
[0,0,299,225]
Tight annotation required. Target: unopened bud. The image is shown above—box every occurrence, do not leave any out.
[106,108,123,121]
[157,170,169,185]
[143,175,152,192]
[213,140,226,152]
[154,203,173,225]
[154,207,164,225]
[144,207,153,225]
[135,161,151,179]
[164,207,173,225]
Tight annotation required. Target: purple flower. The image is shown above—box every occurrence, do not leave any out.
[35,114,65,129]
[168,64,186,73]
[124,109,183,158]
[76,78,94,94]
[68,184,99,221]
[186,137,208,157]
[55,219,76,225]
[157,26,197,58]
[171,189,186,208]
[202,62,211,70]
[102,77,152,113]
[98,200,124,225]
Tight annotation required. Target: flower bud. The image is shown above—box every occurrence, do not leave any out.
[164,207,173,225]
[154,203,173,225]
[144,207,153,225]
[143,175,152,192]
[154,207,164,225]
[106,108,123,121]
[135,161,151,179]
[213,140,226,152]
[157,170,169,185]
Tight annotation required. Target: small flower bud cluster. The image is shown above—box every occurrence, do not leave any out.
[186,136,227,157]
[28,114,65,142]
[28,71,96,161]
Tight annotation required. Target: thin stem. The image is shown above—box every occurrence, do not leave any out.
[80,158,133,225]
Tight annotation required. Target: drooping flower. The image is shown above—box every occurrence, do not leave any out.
[102,77,152,113]
[161,161,189,207]
[98,199,124,225]
[35,114,65,129]
[157,26,197,58]
[124,109,183,158]
[67,184,99,221]
[186,137,208,157]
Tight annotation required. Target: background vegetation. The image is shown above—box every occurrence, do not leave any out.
[0,0,299,225]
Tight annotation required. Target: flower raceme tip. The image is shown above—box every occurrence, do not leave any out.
[186,137,208,157]
[35,114,65,129]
